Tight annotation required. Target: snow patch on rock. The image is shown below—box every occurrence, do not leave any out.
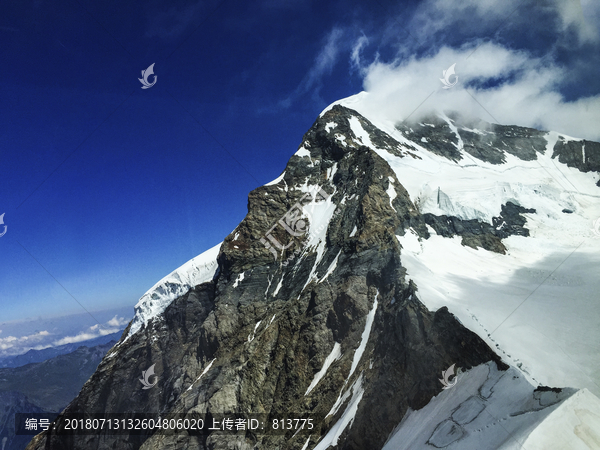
[315,373,365,450]
[305,342,342,396]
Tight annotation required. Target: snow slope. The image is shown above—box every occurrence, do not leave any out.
[320,92,600,399]
[520,388,600,450]
[397,230,600,397]
[382,361,600,450]
[126,243,221,338]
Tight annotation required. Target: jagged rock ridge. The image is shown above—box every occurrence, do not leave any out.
[27,103,600,450]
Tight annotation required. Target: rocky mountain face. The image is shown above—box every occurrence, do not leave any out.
[26,104,600,450]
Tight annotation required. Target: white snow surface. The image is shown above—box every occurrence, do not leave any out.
[300,436,311,450]
[127,243,221,338]
[295,146,311,158]
[273,275,284,296]
[247,320,262,343]
[397,229,600,396]
[521,388,600,449]
[386,177,397,212]
[382,361,600,450]
[233,271,245,288]
[265,171,285,186]
[348,116,374,148]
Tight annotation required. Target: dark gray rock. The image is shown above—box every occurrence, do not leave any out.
[423,201,536,254]
[395,114,548,165]
[396,116,461,162]
[552,137,600,175]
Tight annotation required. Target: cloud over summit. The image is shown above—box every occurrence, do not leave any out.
[356,42,600,140]
[330,0,600,140]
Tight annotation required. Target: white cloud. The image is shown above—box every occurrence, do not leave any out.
[0,312,129,358]
[51,317,127,347]
[107,315,129,327]
[51,327,120,346]
[356,42,600,140]
[560,0,600,42]
[284,0,597,141]
[310,28,345,83]
[0,330,50,351]
[52,332,103,347]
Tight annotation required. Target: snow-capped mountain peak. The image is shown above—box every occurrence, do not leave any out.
[29,94,600,450]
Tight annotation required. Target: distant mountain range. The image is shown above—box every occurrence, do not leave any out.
[0,339,118,450]
[0,392,46,450]
[0,331,123,368]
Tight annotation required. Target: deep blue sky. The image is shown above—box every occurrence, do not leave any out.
[0,0,399,324]
[1,0,598,334]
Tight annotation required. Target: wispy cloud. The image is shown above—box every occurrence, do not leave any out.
[344,0,600,141]
[350,34,369,74]
[559,0,599,43]
[144,1,210,40]
[52,330,112,346]
[287,0,599,141]
[280,27,345,108]
[406,0,598,47]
